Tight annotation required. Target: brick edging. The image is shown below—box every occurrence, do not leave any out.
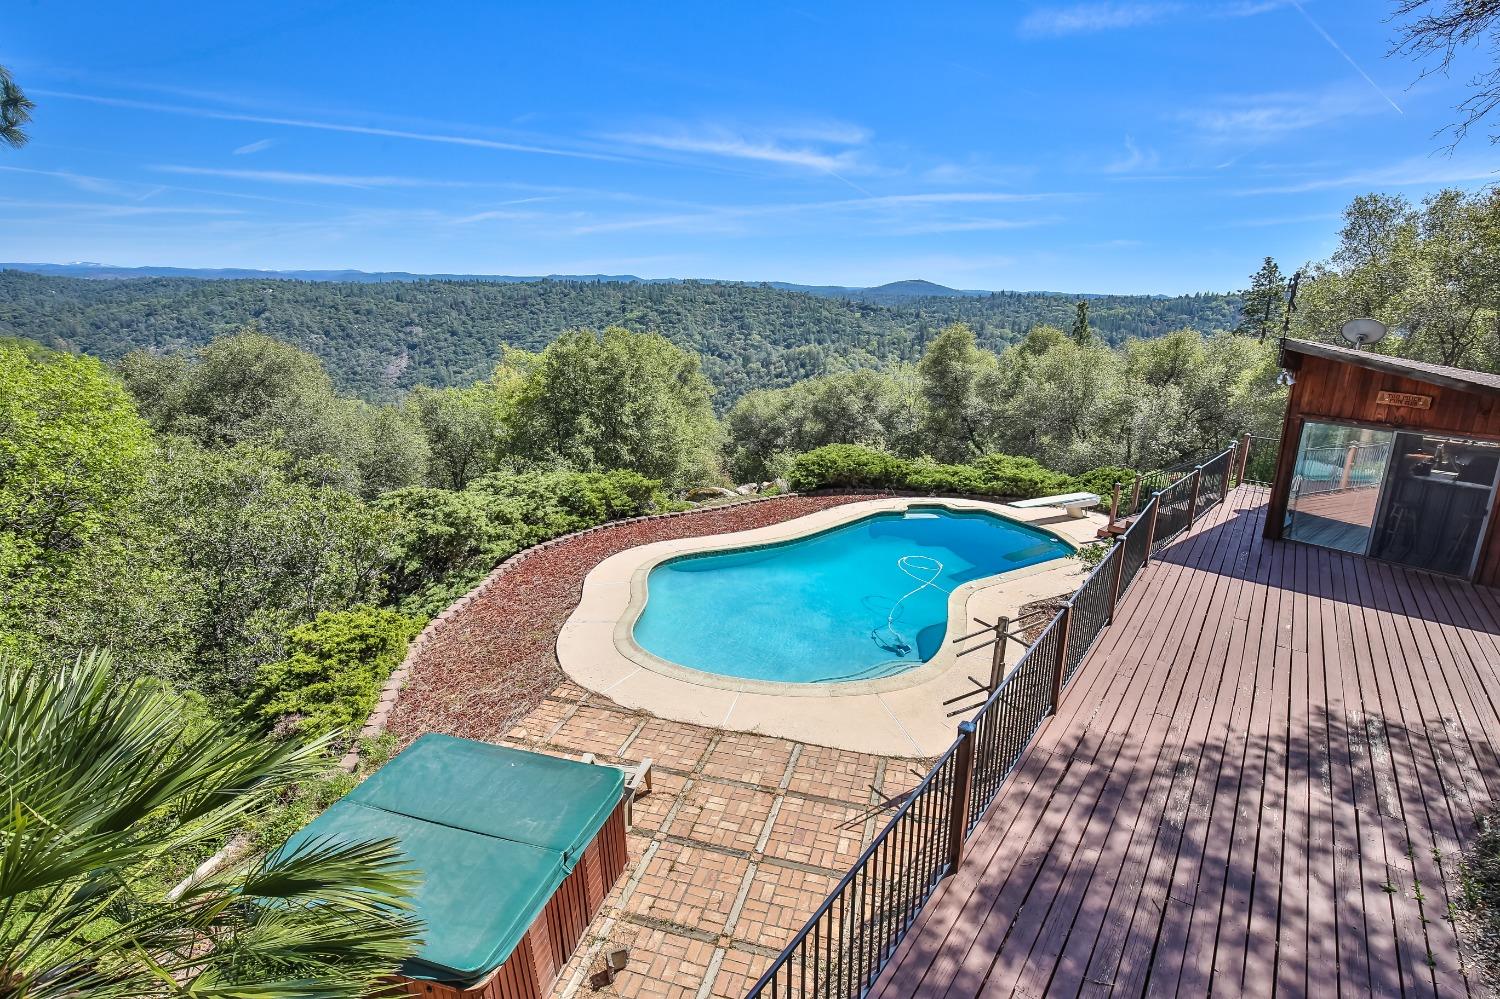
[337,492,800,772]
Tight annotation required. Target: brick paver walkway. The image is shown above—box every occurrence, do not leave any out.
[496,679,929,999]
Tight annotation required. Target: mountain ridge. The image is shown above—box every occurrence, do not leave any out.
[0,262,1216,302]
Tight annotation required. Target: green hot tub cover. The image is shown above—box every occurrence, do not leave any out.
[279,734,625,984]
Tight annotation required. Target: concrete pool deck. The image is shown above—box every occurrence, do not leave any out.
[557,498,1107,757]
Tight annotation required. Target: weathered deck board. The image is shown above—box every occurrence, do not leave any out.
[871,485,1500,998]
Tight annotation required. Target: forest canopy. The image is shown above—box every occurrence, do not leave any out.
[0,271,1241,407]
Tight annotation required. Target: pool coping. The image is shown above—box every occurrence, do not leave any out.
[557,497,1107,756]
[612,501,1073,697]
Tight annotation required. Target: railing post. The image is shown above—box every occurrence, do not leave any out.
[1108,481,1121,531]
[1237,432,1252,484]
[1108,539,1126,618]
[988,616,1009,690]
[948,720,977,871]
[1143,491,1162,564]
[1050,602,1073,714]
[1130,475,1143,516]
[1188,465,1204,519]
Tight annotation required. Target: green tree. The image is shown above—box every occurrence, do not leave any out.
[147,439,393,702]
[0,270,1243,408]
[1071,300,1092,344]
[0,340,152,656]
[346,401,429,497]
[0,66,33,149]
[120,331,420,494]
[1238,257,1286,340]
[405,383,504,490]
[917,323,997,462]
[506,327,722,485]
[0,650,421,998]
[725,368,919,481]
[988,332,1126,470]
[1290,188,1500,368]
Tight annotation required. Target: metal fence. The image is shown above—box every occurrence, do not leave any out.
[745,440,1243,999]
[1240,432,1282,486]
[1115,456,1198,519]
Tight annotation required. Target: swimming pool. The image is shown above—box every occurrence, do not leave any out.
[631,506,1072,684]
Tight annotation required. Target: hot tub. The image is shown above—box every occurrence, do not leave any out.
[281,734,628,998]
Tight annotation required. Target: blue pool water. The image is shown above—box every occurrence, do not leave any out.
[632,507,1071,684]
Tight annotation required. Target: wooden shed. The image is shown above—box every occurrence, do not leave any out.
[1265,338,1500,584]
[281,734,628,999]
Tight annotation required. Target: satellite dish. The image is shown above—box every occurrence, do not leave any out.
[1341,318,1388,349]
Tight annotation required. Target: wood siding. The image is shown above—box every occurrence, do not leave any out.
[391,796,630,999]
[1266,351,1500,584]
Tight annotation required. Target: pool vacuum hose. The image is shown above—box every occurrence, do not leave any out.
[879,555,947,655]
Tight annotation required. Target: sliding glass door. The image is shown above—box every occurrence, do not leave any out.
[1284,420,1500,578]
[1368,433,1500,577]
[1284,423,1394,555]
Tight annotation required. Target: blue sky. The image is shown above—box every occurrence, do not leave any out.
[2,0,1495,293]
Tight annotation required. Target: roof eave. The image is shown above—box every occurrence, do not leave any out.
[1280,338,1500,399]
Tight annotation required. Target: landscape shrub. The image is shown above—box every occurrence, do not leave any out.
[787,444,909,490]
[378,469,666,618]
[900,459,985,494]
[968,454,1075,498]
[1072,465,1139,499]
[788,445,1080,500]
[248,606,422,740]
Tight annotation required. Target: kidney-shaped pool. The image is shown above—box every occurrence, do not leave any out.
[630,506,1072,684]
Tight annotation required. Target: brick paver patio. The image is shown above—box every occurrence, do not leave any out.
[493,679,928,999]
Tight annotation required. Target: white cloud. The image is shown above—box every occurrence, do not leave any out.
[1019,2,1181,37]
[567,190,1062,235]
[154,165,483,188]
[1103,135,1160,173]
[1019,0,1288,37]
[850,191,1049,206]
[233,138,276,155]
[0,196,244,218]
[1227,211,1342,226]
[606,124,867,174]
[36,89,623,162]
[1284,0,1403,115]
[1236,156,1499,194]
[1180,86,1382,140]
[890,218,1057,234]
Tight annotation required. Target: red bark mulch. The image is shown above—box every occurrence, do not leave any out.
[386,494,881,746]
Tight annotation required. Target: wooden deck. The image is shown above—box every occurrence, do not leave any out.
[871,484,1500,998]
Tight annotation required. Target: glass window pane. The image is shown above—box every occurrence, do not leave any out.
[1284,422,1394,555]
[1370,433,1500,576]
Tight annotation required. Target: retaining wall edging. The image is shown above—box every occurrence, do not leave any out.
[336,492,798,772]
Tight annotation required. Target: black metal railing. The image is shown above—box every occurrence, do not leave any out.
[1239,432,1281,486]
[966,615,1058,836]
[1062,546,1115,687]
[745,440,1243,999]
[1114,456,1198,519]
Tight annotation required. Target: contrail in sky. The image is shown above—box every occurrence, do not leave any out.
[1286,0,1404,115]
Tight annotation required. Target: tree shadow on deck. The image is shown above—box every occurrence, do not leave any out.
[1149,497,1500,641]
[924,698,1492,998]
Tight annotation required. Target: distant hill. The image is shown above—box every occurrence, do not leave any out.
[0,262,1109,304]
[0,262,659,285]
[0,269,1242,407]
